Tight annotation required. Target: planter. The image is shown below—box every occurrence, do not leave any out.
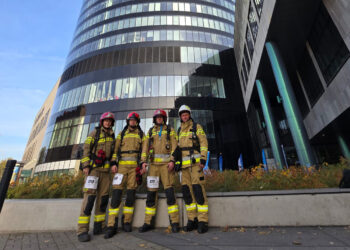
[0,188,349,233]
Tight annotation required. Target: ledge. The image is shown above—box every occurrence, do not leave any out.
[1,189,350,232]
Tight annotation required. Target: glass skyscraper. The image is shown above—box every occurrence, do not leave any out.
[36,0,254,175]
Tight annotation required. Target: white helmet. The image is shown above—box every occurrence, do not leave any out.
[178,105,191,116]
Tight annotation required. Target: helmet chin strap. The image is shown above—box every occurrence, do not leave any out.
[128,121,138,129]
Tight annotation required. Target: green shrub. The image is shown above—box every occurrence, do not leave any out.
[6,160,349,199]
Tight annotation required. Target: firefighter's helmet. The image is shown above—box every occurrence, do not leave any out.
[153,109,167,124]
[100,112,115,126]
[126,112,140,124]
[178,105,191,116]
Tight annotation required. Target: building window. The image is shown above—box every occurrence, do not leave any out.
[243,45,251,71]
[242,58,249,91]
[55,75,227,113]
[298,49,324,107]
[248,2,258,41]
[253,0,264,19]
[246,26,254,58]
[308,2,350,85]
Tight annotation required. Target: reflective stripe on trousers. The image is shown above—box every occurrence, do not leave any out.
[78,216,90,224]
[94,214,106,222]
[167,205,179,214]
[123,206,134,214]
[108,208,119,216]
[197,204,208,212]
[186,203,197,211]
[145,207,156,215]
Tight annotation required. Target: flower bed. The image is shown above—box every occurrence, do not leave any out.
[7,160,349,199]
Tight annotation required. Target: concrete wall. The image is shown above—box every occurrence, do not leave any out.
[1,189,350,233]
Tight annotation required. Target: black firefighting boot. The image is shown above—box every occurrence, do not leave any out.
[197,221,208,234]
[93,222,103,235]
[171,223,180,233]
[104,218,118,239]
[139,217,155,233]
[122,215,132,232]
[183,217,198,232]
[138,223,154,233]
[123,223,132,232]
[77,232,90,242]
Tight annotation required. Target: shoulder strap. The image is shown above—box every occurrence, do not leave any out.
[110,130,116,160]
[192,121,197,134]
[148,126,153,138]
[191,120,200,149]
[117,126,128,158]
[177,126,181,136]
[90,127,101,154]
[120,125,128,144]
[166,125,171,142]
[148,126,154,147]
[138,126,144,139]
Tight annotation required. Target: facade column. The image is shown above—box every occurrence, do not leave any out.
[337,135,350,159]
[265,41,315,167]
[256,79,284,169]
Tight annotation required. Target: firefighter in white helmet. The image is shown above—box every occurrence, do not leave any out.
[176,105,209,233]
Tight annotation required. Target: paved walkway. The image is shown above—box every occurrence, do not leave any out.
[1,227,350,250]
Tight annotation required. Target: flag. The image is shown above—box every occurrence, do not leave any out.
[219,153,223,172]
[238,153,243,172]
[203,151,211,175]
[262,149,268,171]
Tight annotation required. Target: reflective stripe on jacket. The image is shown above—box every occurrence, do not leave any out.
[81,127,115,170]
[178,120,208,168]
[141,124,177,164]
[111,127,145,167]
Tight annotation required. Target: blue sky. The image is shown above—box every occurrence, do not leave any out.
[0,0,83,160]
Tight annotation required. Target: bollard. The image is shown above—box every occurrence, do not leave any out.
[0,160,17,213]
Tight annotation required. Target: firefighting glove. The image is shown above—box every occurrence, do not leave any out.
[135,166,142,186]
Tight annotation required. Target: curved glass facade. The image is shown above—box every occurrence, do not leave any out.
[38,0,254,173]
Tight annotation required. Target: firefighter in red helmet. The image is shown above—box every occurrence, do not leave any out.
[77,112,116,242]
[104,112,145,238]
[138,109,180,233]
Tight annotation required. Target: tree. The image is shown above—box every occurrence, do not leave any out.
[0,158,13,179]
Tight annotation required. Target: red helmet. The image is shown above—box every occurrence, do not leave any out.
[100,112,115,126]
[126,112,140,124]
[153,109,167,124]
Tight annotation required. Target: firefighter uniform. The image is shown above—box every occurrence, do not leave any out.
[140,124,180,231]
[77,126,115,237]
[178,119,209,231]
[106,126,145,236]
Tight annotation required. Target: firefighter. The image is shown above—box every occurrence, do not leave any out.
[177,105,209,233]
[104,112,145,239]
[138,109,180,233]
[77,112,116,242]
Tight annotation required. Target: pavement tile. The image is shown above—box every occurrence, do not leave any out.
[0,235,9,250]
[0,227,349,249]
[320,227,350,246]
